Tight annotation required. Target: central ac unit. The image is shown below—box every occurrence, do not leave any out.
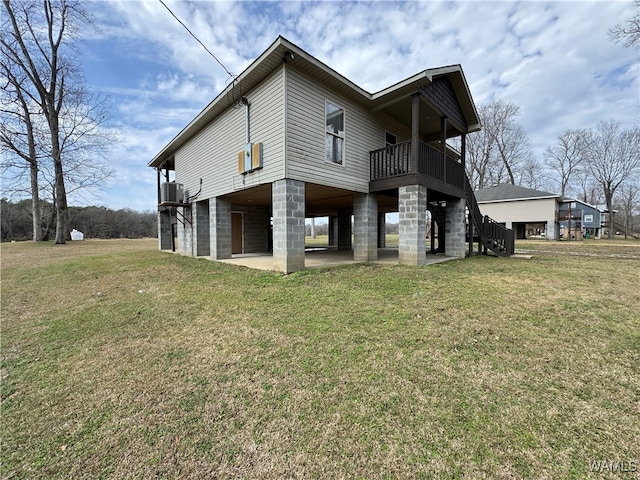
[161,182,184,203]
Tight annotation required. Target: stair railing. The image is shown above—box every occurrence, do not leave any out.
[463,172,515,257]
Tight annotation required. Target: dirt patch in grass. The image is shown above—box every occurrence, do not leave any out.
[2,239,638,478]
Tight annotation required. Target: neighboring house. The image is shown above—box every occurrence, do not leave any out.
[593,205,630,237]
[558,199,602,239]
[475,184,561,240]
[149,36,512,273]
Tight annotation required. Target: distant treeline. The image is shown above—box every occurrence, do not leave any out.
[1,199,157,242]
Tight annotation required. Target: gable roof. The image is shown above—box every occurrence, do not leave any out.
[149,36,480,168]
[475,184,560,203]
[559,198,600,210]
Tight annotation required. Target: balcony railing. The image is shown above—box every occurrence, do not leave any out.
[370,140,465,189]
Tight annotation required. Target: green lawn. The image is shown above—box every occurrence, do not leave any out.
[1,239,639,478]
[306,234,399,247]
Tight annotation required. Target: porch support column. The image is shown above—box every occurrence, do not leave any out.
[461,133,467,168]
[337,209,352,251]
[210,197,232,260]
[441,116,448,181]
[468,211,473,257]
[328,216,338,247]
[353,193,378,262]
[430,214,436,254]
[546,219,557,241]
[378,212,386,248]
[158,209,172,251]
[156,168,162,205]
[444,197,466,258]
[176,206,193,257]
[411,93,420,173]
[194,200,210,256]
[440,116,448,158]
[272,179,305,273]
[399,185,427,266]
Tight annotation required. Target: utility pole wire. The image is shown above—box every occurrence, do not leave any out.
[157,0,235,79]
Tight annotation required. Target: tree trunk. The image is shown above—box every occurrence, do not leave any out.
[42,203,55,241]
[48,94,69,243]
[53,165,68,243]
[30,161,42,242]
[605,188,614,240]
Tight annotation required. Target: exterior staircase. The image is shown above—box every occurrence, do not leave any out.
[464,173,514,257]
[602,219,640,239]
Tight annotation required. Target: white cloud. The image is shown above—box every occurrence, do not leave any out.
[77,0,638,211]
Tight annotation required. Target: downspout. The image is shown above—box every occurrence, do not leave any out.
[241,96,251,143]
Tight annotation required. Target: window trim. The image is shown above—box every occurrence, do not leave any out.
[325,100,345,166]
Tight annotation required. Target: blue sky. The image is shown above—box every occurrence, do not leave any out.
[74,0,638,211]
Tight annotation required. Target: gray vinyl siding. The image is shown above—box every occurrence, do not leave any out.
[175,68,285,200]
[286,69,407,192]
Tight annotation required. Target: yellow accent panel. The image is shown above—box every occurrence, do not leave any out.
[237,150,244,173]
[251,142,263,170]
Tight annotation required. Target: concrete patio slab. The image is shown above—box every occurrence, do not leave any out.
[217,248,458,271]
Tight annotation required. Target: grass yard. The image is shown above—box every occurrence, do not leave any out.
[306,234,399,247]
[1,239,639,479]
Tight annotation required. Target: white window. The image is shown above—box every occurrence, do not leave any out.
[325,101,344,165]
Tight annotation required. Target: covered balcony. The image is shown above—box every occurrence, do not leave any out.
[369,140,466,198]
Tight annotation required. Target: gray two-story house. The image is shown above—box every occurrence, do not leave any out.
[149,36,512,273]
[559,198,603,239]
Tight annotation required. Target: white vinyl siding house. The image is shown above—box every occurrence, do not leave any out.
[150,36,506,272]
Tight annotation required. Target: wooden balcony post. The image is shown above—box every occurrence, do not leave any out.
[411,93,420,173]
[156,168,161,205]
[468,210,473,257]
[440,116,448,181]
[461,133,467,168]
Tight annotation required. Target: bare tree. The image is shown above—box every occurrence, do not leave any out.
[543,129,587,197]
[614,180,640,238]
[492,115,532,185]
[0,55,47,241]
[584,120,640,239]
[465,121,494,189]
[52,83,114,200]
[2,0,107,244]
[466,99,535,189]
[573,167,602,206]
[516,157,550,191]
[609,0,640,50]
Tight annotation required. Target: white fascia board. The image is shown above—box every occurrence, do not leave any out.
[371,71,430,100]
